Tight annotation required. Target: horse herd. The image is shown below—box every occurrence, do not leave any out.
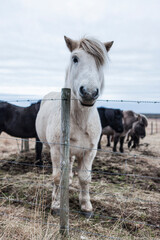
[98,107,148,152]
[0,36,148,216]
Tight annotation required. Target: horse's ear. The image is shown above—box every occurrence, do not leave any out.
[64,36,78,52]
[104,41,114,52]
[141,115,148,127]
[137,114,141,121]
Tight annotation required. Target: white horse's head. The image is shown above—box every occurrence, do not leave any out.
[64,36,113,107]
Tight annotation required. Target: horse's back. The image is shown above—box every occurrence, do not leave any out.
[36,92,61,146]
[0,101,40,138]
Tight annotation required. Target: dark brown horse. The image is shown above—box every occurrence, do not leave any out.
[0,100,42,165]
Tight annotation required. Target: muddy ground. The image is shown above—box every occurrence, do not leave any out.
[0,131,160,240]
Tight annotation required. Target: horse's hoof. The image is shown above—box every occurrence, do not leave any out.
[35,160,43,166]
[81,211,93,218]
[51,208,60,216]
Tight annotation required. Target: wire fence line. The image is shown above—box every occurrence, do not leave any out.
[1,181,160,205]
[0,134,160,182]
[1,207,159,240]
[1,97,160,104]
[0,197,160,230]
[0,95,160,238]
[1,157,160,181]
[0,135,160,161]
[0,211,124,240]
[0,160,157,183]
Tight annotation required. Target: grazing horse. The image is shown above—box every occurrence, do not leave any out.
[36,36,113,216]
[0,101,43,164]
[112,111,148,152]
[127,114,148,149]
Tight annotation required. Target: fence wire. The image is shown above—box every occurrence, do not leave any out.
[1,156,160,181]
[0,211,123,240]
[0,197,160,230]
[1,181,160,205]
[0,135,160,161]
[1,98,160,104]
[0,136,160,181]
[2,208,159,240]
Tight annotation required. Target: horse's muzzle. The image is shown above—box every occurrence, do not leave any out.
[79,86,99,107]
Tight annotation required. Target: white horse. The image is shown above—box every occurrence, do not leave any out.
[36,36,113,216]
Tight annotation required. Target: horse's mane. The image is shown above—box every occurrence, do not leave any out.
[78,37,107,68]
[140,114,148,127]
[0,100,41,109]
[123,110,135,117]
[30,100,41,106]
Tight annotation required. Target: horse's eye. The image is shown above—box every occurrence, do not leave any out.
[72,56,78,64]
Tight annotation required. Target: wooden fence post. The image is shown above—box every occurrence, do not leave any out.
[21,139,29,152]
[24,139,29,151]
[156,119,158,133]
[150,122,153,135]
[60,88,71,237]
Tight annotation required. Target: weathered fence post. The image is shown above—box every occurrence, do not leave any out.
[156,119,158,133]
[21,138,29,152]
[60,88,71,237]
[24,139,29,151]
[150,122,153,135]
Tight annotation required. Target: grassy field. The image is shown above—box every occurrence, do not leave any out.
[0,125,160,239]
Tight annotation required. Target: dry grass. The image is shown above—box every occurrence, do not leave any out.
[0,125,160,240]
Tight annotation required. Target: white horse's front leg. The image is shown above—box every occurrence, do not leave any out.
[69,156,75,184]
[51,147,75,213]
[78,149,97,217]
[50,147,61,213]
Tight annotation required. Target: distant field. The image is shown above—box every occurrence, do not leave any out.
[146,118,160,135]
[0,120,160,239]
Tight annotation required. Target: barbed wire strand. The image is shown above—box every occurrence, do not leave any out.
[0,211,123,240]
[0,198,159,230]
[0,135,160,161]
[1,179,160,205]
[1,97,160,104]
[1,175,160,205]
[1,157,160,181]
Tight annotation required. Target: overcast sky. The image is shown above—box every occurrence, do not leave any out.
[0,0,160,112]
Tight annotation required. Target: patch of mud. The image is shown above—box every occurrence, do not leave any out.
[92,151,160,192]
[0,150,52,175]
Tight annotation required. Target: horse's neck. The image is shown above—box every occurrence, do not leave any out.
[71,97,94,131]
[65,72,95,130]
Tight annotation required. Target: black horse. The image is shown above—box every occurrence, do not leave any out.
[0,100,43,165]
[97,107,124,149]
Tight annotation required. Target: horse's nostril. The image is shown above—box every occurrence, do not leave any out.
[92,88,99,99]
[79,86,85,96]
